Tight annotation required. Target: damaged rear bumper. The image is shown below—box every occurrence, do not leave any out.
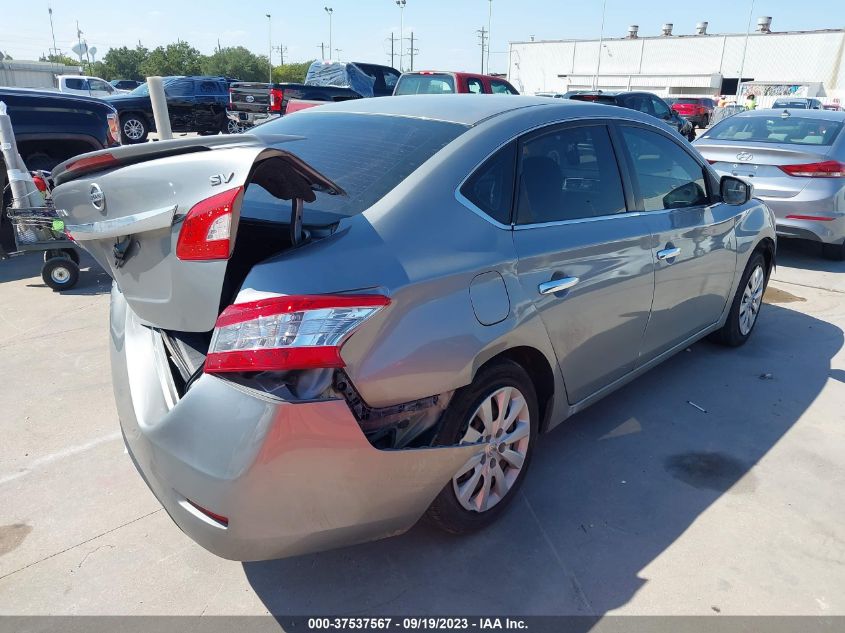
[110,286,480,561]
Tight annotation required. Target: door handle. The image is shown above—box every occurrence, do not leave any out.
[538,276,579,295]
[656,247,681,261]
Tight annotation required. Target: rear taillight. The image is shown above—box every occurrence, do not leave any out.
[176,187,242,261]
[779,160,845,178]
[269,87,284,112]
[204,294,390,374]
[707,159,717,164]
[107,112,121,144]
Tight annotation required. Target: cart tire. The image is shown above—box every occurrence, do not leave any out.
[42,257,79,291]
[43,249,80,265]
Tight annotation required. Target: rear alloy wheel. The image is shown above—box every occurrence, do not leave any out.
[426,360,538,534]
[42,257,79,291]
[226,119,246,134]
[121,115,148,143]
[710,252,767,346]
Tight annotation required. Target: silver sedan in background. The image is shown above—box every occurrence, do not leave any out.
[51,96,775,560]
[695,109,845,259]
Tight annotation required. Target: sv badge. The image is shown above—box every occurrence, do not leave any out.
[210,172,235,186]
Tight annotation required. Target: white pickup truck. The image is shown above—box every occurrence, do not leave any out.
[56,75,127,98]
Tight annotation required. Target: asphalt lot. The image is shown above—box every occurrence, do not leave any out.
[1,239,844,619]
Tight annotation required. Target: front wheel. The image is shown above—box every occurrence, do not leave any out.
[120,114,148,143]
[42,257,80,291]
[709,252,767,346]
[426,360,538,534]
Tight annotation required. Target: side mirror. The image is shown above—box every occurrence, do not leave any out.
[720,175,752,205]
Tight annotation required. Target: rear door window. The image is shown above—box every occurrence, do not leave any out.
[165,79,193,97]
[516,125,626,224]
[619,126,709,211]
[490,80,518,95]
[466,77,484,94]
[64,78,87,91]
[393,74,456,95]
[460,142,517,224]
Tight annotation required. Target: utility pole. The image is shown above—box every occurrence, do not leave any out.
[477,27,487,74]
[593,0,607,90]
[47,7,58,61]
[273,44,287,65]
[408,32,419,72]
[334,48,342,61]
[388,32,400,68]
[396,0,407,72]
[266,14,272,82]
[486,0,492,75]
[736,0,756,100]
[324,7,333,56]
[318,42,326,59]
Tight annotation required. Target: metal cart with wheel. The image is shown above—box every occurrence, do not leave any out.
[4,205,82,291]
[1,99,83,291]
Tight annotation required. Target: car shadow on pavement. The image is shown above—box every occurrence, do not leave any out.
[776,238,845,274]
[243,301,842,618]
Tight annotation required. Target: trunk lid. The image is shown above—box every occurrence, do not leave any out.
[695,140,833,198]
[228,82,271,114]
[51,138,343,332]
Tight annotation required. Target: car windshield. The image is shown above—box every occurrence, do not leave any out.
[393,74,456,95]
[674,99,701,104]
[129,77,180,96]
[705,115,843,146]
[248,112,468,222]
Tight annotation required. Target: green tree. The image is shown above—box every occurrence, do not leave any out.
[140,41,202,77]
[202,46,268,81]
[100,44,149,81]
[272,61,313,84]
[39,53,79,66]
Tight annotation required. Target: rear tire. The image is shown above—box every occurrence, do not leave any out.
[822,241,845,261]
[709,252,767,347]
[425,360,539,535]
[42,257,79,291]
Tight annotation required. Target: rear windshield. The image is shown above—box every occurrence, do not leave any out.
[706,115,843,146]
[674,98,702,104]
[394,74,456,95]
[772,100,809,109]
[247,112,468,222]
[570,94,618,105]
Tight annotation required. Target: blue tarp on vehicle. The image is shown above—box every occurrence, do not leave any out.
[305,61,375,98]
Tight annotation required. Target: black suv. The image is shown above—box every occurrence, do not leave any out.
[570,91,696,141]
[105,76,234,143]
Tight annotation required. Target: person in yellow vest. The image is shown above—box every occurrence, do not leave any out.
[717,95,728,108]
[745,93,757,110]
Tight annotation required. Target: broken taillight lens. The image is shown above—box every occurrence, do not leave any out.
[176,187,242,261]
[205,294,390,374]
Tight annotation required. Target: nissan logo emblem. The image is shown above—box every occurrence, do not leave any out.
[245,95,255,103]
[90,183,105,211]
[736,152,754,162]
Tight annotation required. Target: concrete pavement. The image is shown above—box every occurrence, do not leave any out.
[1,240,844,618]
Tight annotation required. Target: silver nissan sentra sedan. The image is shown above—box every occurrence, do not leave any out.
[694,109,845,260]
[51,95,776,560]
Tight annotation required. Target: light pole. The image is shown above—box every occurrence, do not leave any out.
[324,7,333,58]
[486,0,492,75]
[266,14,272,82]
[396,0,406,72]
[736,0,756,101]
[593,0,607,90]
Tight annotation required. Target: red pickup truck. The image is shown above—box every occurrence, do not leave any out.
[393,71,519,96]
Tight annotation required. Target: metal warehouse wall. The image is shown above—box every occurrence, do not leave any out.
[509,30,845,99]
[0,60,83,89]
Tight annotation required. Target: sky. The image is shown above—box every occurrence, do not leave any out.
[1,0,842,75]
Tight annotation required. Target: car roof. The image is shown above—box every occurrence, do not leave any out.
[287,93,659,126]
[403,70,510,81]
[0,86,113,106]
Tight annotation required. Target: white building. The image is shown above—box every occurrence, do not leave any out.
[0,60,83,90]
[508,18,845,107]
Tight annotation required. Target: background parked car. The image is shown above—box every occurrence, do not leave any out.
[393,71,519,95]
[110,79,142,92]
[0,87,120,254]
[106,75,234,143]
[227,61,400,127]
[56,74,120,98]
[771,97,823,110]
[823,104,844,112]
[667,97,716,128]
[569,91,695,141]
[695,109,845,259]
